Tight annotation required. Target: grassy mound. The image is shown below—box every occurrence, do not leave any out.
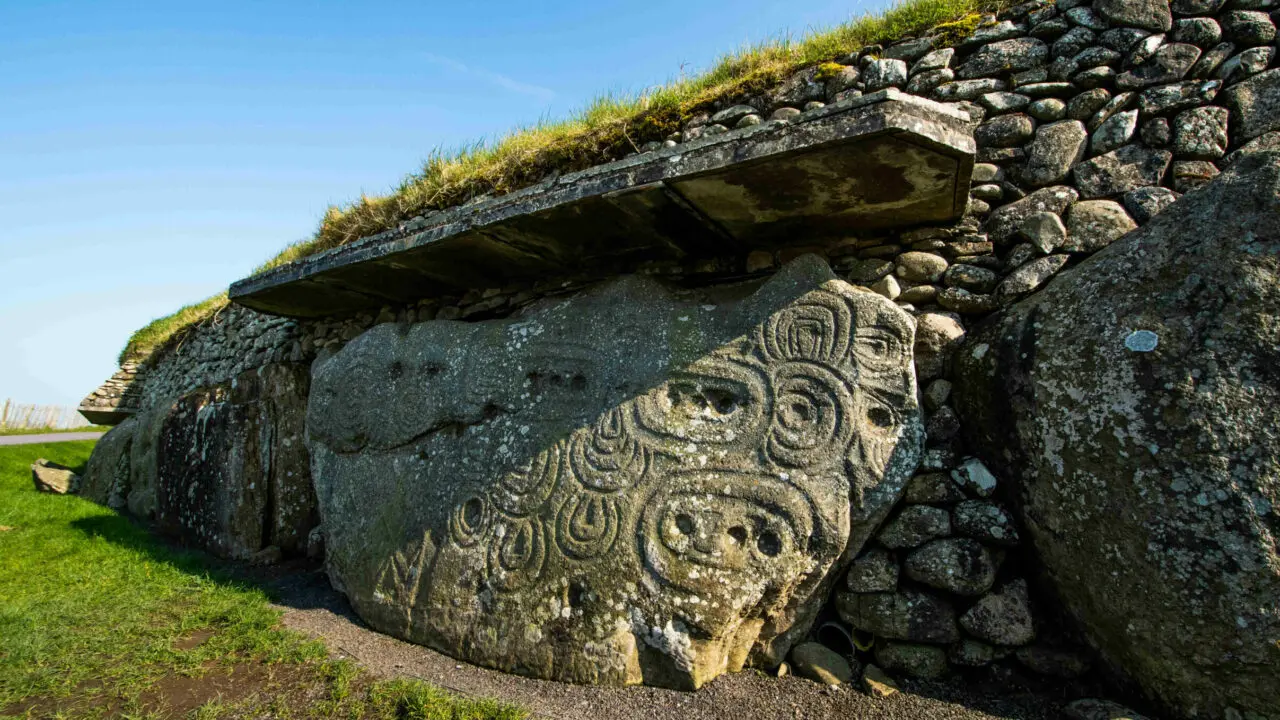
[120,0,1000,366]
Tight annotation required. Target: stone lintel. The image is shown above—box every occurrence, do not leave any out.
[78,406,135,426]
[230,90,976,318]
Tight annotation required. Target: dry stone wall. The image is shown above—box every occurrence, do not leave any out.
[79,0,1280,715]
[77,361,146,424]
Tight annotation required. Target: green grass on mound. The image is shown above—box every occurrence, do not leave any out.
[120,0,1002,366]
[118,292,229,365]
[0,441,526,720]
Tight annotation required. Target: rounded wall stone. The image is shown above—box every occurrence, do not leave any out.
[954,152,1280,720]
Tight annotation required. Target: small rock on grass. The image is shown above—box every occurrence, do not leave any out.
[790,642,854,685]
[32,459,79,495]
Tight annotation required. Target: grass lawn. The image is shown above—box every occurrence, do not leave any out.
[0,441,527,720]
[0,427,109,437]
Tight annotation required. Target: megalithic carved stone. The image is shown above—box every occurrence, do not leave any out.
[306,255,924,689]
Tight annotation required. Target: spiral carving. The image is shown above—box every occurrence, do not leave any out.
[759,291,852,365]
[765,360,856,470]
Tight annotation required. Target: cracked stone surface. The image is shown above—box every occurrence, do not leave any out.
[306,256,924,689]
[954,152,1280,719]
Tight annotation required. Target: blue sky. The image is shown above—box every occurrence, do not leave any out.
[0,0,886,407]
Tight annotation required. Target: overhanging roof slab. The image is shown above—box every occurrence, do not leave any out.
[231,89,976,318]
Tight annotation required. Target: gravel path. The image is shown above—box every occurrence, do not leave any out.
[0,432,105,446]
[271,570,1067,720]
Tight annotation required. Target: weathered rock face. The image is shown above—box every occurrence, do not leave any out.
[155,363,316,559]
[954,152,1280,719]
[81,416,138,510]
[81,363,317,560]
[307,256,924,689]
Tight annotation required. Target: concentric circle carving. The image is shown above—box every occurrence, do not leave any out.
[554,490,622,561]
[759,291,852,365]
[486,516,547,592]
[448,494,493,548]
[567,407,648,492]
[765,360,856,470]
[493,442,562,516]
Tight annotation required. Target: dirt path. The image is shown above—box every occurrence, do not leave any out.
[271,570,1072,720]
[0,431,105,446]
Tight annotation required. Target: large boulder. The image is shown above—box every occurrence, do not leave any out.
[81,363,317,560]
[307,256,924,689]
[954,152,1280,719]
[155,363,316,559]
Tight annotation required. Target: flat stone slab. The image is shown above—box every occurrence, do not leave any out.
[231,91,975,318]
[78,406,133,426]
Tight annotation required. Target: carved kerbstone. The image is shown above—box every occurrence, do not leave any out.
[307,256,923,688]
